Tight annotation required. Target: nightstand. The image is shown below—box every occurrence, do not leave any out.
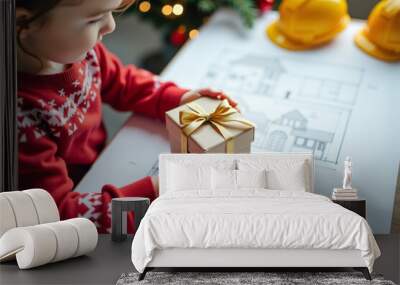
[111,197,150,242]
[332,199,366,218]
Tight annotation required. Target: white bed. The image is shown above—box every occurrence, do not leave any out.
[131,153,380,280]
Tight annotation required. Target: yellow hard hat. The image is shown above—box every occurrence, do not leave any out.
[267,0,350,50]
[355,0,400,61]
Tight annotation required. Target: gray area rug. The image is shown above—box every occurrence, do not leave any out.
[116,271,396,285]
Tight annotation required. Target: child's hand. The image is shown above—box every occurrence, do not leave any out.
[180,89,239,111]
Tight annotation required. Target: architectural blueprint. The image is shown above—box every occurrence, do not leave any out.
[75,11,400,233]
[200,48,363,167]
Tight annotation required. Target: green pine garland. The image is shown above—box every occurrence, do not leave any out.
[195,0,258,27]
[225,0,258,28]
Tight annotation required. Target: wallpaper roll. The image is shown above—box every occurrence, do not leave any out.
[0,226,57,268]
[0,218,98,269]
[24,189,60,224]
[0,189,60,239]
[0,192,39,227]
[0,196,17,237]
[66,218,98,257]
[42,221,79,262]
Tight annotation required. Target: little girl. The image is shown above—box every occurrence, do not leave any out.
[16,0,237,233]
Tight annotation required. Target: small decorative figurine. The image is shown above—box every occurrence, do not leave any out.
[343,156,352,190]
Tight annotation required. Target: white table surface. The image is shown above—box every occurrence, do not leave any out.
[75,10,400,234]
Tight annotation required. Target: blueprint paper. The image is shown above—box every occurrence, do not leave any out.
[199,49,363,167]
[76,10,400,233]
[160,11,400,233]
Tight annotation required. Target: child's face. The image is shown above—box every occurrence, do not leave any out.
[19,0,122,64]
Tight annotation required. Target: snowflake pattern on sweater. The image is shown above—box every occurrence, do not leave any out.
[17,49,101,143]
[78,192,103,228]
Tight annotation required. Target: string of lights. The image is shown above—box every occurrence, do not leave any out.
[128,0,275,47]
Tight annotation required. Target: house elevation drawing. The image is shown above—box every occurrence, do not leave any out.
[200,48,364,166]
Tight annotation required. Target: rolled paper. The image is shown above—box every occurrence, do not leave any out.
[65,218,98,257]
[0,218,98,269]
[0,190,97,269]
[24,189,60,224]
[0,192,39,227]
[42,221,79,262]
[0,226,57,269]
[0,196,17,237]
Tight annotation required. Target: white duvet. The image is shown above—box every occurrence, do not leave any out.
[131,190,380,273]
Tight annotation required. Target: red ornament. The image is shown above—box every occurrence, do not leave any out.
[257,0,274,14]
[169,28,187,47]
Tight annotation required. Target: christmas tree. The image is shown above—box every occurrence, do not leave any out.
[127,0,274,73]
[130,0,275,47]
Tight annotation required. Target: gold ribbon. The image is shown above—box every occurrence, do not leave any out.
[178,99,254,153]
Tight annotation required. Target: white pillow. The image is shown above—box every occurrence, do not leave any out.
[236,169,267,189]
[167,162,212,191]
[211,169,268,190]
[211,168,236,190]
[237,159,308,191]
[267,166,306,191]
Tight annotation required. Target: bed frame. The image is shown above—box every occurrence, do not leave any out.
[139,153,371,281]
[140,248,371,280]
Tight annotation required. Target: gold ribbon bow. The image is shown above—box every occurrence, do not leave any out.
[179,99,254,153]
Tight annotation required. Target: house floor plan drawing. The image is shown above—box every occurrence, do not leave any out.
[200,48,364,167]
[74,11,400,233]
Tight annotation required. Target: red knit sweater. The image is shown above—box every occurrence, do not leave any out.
[17,43,187,233]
